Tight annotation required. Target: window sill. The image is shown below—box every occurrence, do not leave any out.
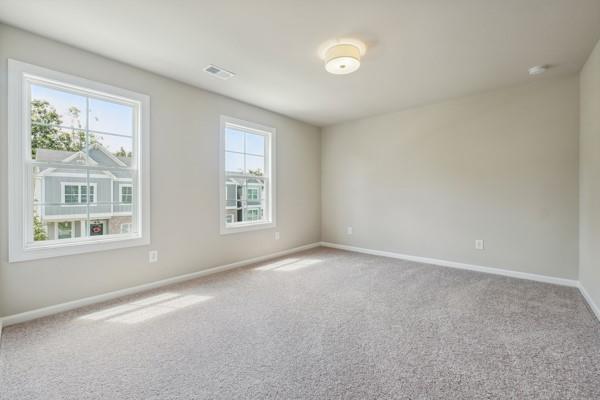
[9,234,150,263]
[220,221,275,235]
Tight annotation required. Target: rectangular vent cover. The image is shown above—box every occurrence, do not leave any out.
[203,64,235,80]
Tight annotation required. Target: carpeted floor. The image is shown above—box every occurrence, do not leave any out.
[1,247,599,400]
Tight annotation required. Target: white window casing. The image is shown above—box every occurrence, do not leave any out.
[219,115,276,234]
[8,59,151,262]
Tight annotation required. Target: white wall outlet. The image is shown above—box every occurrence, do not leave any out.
[347,226,353,235]
[275,231,280,240]
[475,240,484,250]
[149,250,158,263]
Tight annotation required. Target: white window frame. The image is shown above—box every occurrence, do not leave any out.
[119,183,133,204]
[219,115,276,234]
[60,182,98,204]
[8,59,151,262]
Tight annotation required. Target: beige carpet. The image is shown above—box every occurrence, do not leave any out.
[1,247,599,399]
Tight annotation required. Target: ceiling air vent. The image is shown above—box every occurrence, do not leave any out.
[203,64,235,80]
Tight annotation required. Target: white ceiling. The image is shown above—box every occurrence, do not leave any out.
[1,0,600,126]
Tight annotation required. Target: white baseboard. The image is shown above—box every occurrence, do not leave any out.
[0,242,321,327]
[578,283,600,322]
[320,242,579,287]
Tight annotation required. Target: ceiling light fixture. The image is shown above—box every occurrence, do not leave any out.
[528,65,549,76]
[319,38,366,75]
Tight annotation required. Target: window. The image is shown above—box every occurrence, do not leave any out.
[61,183,97,204]
[120,184,133,203]
[8,60,150,262]
[220,116,275,234]
[57,222,73,239]
[120,223,132,234]
[247,186,259,201]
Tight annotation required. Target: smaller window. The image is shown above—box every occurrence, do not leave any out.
[120,184,133,204]
[246,208,261,221]
[220,116,276,234]
[61,183,97,204]
[247,186,259,201]
[120,223,132,234]
[64,185,79,204]
[57,222,73,239]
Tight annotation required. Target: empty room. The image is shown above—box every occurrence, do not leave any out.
[1,1,600,399]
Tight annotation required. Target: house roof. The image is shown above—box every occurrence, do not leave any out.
[36,144,132,168]
[36,144,132,178]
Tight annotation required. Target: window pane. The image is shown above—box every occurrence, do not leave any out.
[57,222,73,239]
[226,151,244,173]
[31,84,87,130]
[64,185,79,203]
[245,133,264,156]
[92,134,133,166]
[246,155,264,176]
[225,128,244,152]
[245,208,263,221]
[89,98,133,136]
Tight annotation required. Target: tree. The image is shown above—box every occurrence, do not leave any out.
[33,214,48,241]
[114,146,132,158]
[30,100,95,157]
[248,168,264,176]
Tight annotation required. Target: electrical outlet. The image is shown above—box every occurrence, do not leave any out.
[347,226,353,235]
[149,250,158,263]
[275,231,280,240]
[475,240,484,250]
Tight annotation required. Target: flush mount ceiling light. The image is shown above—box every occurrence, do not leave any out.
[528,65,549,75]
[319,38,367,75]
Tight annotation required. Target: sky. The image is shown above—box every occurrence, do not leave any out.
[31,83,133,155]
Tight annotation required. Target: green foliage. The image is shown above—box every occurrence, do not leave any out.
[248,168,264,176]
[31,100,95,157]
[33,214,48,241]
[114,146,132,158]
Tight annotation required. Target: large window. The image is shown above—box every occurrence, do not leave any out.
[8,60,150,262]
[219,116,275,234]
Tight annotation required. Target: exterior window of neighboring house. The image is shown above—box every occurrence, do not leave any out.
[120,184,132,203]
[220,116,276,234]
[64,185,80,204]
[8,60,150,262]
[57,222,73,239]
[62,183,96,203]
[247,187,259,201]
[246,208,261,221]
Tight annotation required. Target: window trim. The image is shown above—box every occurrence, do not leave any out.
[8,59,151,262]
[219,115,276,235]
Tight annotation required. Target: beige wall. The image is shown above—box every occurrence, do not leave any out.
[322,76,579,279]
[0,24,321,317]
[579,38,600,311]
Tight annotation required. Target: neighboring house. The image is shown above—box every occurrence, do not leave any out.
[33,143,133,240]
[225,177,265,223]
